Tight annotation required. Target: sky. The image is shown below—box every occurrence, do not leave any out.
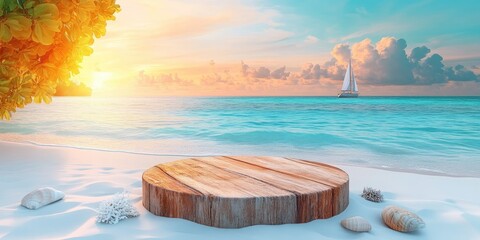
[74,0,480,96]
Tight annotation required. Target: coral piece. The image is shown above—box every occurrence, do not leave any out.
[96,191,139,224]
[21,187,65,210]
[341,216,372,232]
[361,187,384,202]
[382,205,425,232]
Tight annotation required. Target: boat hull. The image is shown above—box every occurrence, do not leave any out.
[338,92,359,98]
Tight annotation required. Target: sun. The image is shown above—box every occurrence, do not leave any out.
[91,72,112,91]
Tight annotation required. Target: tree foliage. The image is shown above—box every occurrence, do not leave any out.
[0,0,120,120]
[55,81,91,96]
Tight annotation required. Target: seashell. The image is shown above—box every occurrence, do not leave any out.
[21,187,65,210]
[341,216,372,232]
[382,205,425,232]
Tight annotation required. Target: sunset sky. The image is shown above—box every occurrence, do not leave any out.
[74,0,480,96]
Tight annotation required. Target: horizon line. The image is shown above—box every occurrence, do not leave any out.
[53,95,480,98]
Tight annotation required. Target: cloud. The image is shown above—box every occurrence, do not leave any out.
[261,28,295,43]
[253,67,271,78]
[321,58,345,80]
[327,37,478,85]
[239,61,323,85]
[283,63,322,85]
[331,43,351,65]
[270,66,290,80]
[110,1,283,39]
[409,46,430,63]
[76,0,290,86]
[237,36,479,87]
[137,70,193,89]
[359,37,414,85]
[299,63,322,79]
[412,53,446,84]
[241,61,290,80]
[446,65,479,81]
[241,61,249,77]
[304,35,319,44]
[134,36,480,96]
[201,72,235,85]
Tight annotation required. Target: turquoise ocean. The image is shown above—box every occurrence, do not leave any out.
[1,97,479,177]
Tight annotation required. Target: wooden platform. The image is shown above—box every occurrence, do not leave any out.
[142,156,349,228]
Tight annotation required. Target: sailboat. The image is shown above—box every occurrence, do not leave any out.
[338,59,359,98]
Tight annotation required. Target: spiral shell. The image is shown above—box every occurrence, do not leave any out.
[341,216,372,232]
[21,187,65,210]
[382,205,425,232]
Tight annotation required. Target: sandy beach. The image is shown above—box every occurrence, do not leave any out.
[2,0,479,238]
[1,141,479,239]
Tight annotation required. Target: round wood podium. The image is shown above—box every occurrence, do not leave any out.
[142,156,349,228]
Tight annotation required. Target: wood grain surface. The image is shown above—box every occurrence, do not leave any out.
[142,156,349,228]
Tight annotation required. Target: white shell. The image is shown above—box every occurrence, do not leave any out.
[21,187,65,210]
[382,205,425,232]
[341,216,372,232]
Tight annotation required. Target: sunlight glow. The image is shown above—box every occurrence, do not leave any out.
[91,72,113,91]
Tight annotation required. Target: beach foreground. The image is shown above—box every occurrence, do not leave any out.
[0,141,479,240]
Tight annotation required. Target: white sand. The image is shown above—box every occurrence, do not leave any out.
[0,141,479,240]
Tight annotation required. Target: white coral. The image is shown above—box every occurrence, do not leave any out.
[361,187,384,203]
[96,191,139,224]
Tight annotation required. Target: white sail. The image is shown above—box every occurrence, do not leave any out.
[338,60,359,98]
[351,65,358,92]
[341,63,351,91]
[353,74,358,92]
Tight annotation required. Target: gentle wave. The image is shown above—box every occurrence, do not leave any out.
[25,140,214,157]
[1,96,479,177]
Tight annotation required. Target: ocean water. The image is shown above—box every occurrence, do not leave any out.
[1,96,479,177]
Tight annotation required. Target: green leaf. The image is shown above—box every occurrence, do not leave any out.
[0,1,4,17]
[24,0,34,9]
[16,0,25,9]
[5,0,18,11]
